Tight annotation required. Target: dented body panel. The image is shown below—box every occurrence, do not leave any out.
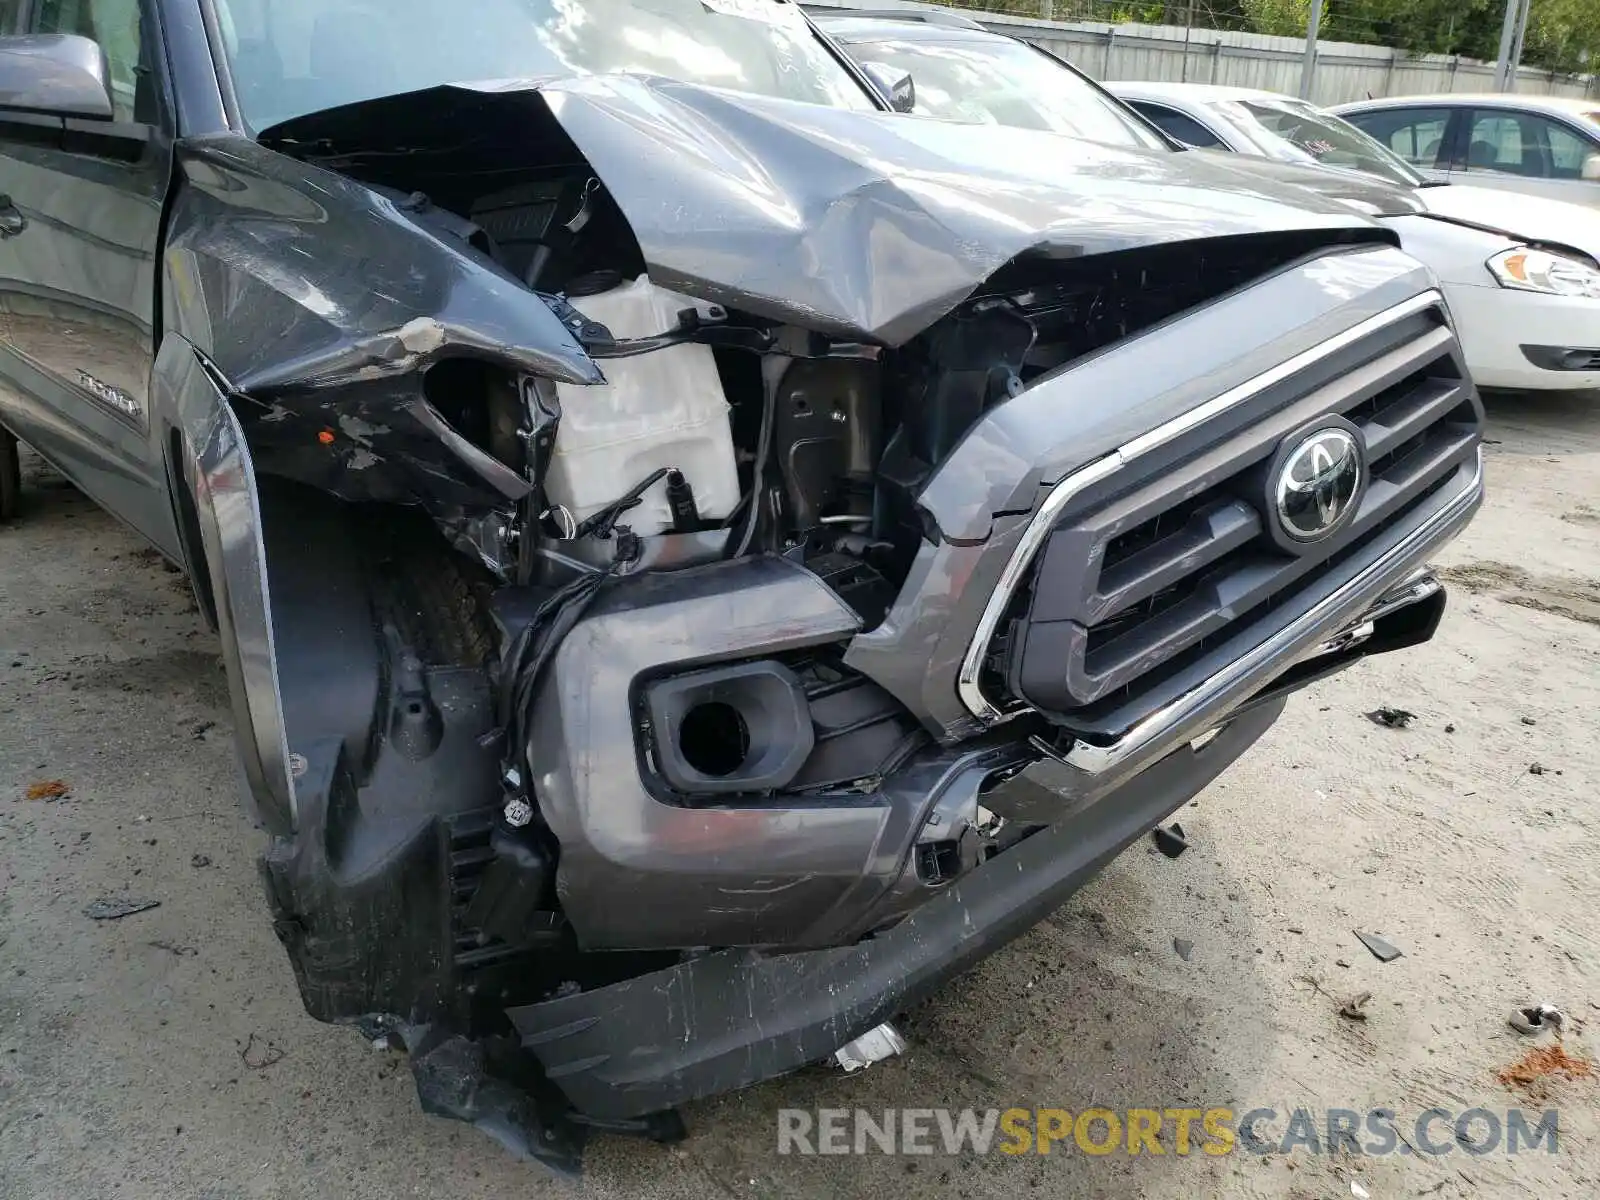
[0,0,1485,1174]
[164,138,599,391]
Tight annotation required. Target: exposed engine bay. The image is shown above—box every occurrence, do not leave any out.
[242,121,1359,603]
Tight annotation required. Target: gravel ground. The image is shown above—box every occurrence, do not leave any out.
[2,393,1598,1200]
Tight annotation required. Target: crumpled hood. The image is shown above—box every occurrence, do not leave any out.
[1186,148,1425,218]
[266,75,1389,345]
[1416,184,1600,260]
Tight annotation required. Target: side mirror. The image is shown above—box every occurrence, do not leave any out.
[1582,153,1600,182]
[0,34,114,121]
[860,62,915,114]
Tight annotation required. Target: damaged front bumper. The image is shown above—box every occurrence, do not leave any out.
[504,556,1456,1121]
[510,703,1283,1118]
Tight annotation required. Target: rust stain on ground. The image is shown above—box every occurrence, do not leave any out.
[1497,1043,1594,1098]
[24,779,69,800]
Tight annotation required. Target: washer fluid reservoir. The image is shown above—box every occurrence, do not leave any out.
[547,276,741,537]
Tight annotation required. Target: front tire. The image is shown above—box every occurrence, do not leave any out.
[0,429,19,521]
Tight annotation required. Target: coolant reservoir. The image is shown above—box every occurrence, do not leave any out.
[548,277,741,537]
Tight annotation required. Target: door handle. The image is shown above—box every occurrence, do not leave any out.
[0,197,26,238]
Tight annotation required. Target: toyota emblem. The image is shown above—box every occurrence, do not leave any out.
[1272,426,1366,543]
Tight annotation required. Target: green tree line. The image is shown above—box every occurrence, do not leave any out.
[1237,0,1591,74]
[946,0,1594,74]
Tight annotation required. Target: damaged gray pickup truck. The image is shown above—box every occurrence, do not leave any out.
[0,0,1483,1172]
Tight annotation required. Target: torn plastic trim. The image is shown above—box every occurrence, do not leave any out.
[231,314,601,394]
[401,1026,588,1178]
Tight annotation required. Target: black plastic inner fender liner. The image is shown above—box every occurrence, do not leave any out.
[507,694,1286,1120]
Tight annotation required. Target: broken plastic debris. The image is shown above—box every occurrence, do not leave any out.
[1152,822,1189,859]
[1339,992,1373,1022]
[1354,931,1403,962]
[84,897,161,920]
[1350,1180,1370,1199]
[1365,707,1415,729]
[833,1022,907,1073]
[1173,937,1193,961]
[1509,1003,1565,1036]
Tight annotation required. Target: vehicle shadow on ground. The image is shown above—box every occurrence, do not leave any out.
[1479,387,1600,454]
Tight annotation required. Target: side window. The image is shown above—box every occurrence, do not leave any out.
[1345,108,1451,167]
[1536,118,1597,179]
[1464,111,1535,175]
[1128,102,1226,149]
[33,0,144,122]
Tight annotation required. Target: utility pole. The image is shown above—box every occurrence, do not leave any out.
[1508,0,1531,90]
[1493,0,1533,91]
[1180,0,1194,83]
[1299,0,1324,100]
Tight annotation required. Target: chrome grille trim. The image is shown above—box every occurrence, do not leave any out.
[956,288,1447,726]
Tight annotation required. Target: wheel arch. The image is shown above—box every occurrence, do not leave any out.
[152,331,296,834]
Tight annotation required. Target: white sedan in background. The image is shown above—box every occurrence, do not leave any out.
[1108,81,1600,388]
[1332,93,1600,208]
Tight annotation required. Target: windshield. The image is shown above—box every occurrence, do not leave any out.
[837,34,1165,150]
[214,0,876,131]
[1222,98,1424,187]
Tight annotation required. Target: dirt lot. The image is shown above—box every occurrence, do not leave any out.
[2,393,1599,1199]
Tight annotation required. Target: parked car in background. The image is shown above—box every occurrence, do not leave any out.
[808,16,1600,390]
[1332,93,1600,207]
[1104,82,1600,387]
[1110,81,1442,185]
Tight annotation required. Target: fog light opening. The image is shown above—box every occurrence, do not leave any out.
[678,702,751,778]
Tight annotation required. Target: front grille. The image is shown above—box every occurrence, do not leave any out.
[990,298,1480,723]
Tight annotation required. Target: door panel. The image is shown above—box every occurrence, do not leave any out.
[1449,107,1600,208]
[0,0,178,551]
